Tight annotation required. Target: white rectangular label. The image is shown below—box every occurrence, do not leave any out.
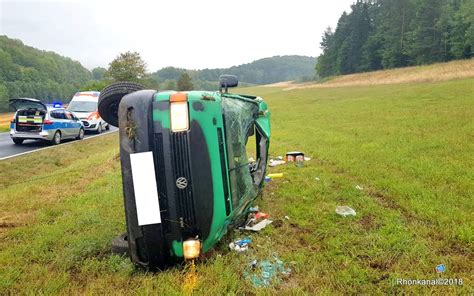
[130,151,161,226]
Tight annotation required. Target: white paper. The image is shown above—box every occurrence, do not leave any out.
[130,151,161,226]
[243,219,273,231]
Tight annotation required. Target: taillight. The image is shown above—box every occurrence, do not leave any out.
[10,115,15,123]
[170,93,189,132]
[87,111,100,120]
[43,120,53,125]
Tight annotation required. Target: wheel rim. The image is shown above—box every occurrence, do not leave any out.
[55,132,60,143]
[79,129,84,139]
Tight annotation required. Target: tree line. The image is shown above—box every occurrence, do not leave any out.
[150,55,317,91]
[0,35,318,112]
[316,0,473,77]
[0,36,91,111]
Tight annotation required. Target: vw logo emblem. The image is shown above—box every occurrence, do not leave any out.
[176,177,188,189]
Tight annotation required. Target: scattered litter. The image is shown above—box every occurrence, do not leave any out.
[267,173,284,178]
[295,155,304,167]
[285,151,304,162]
[264,176,272,182]
[284,216,290,220]
[355,185,364,190]
[248,157,255,162]
[335,206,357,217]
[229,238,252,252]
[255,212,269,219]
[244,255,291,288]
[276,156,283,160]
[242,219,273,231]
[249,206,259,213]
[315,177,320,181]
[304,157,311,161]
[269,159,286,167]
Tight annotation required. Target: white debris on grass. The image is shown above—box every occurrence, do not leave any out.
[335,206,357,217]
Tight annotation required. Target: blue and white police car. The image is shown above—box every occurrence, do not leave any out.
[9,98,85,145]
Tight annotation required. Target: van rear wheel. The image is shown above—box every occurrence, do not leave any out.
[12,138,24,145]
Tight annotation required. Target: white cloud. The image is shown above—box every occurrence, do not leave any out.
[0,0,354,71]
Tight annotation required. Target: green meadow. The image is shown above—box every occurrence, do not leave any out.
[0,76,472,294]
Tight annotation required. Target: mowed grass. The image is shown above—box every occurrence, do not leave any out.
[270,58,474,90]
[0,78,473,294]
[0,113,13,132]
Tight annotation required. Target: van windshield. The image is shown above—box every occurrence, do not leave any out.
[68,101,97,112]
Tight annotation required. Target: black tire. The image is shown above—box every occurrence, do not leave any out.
[12,138,24,145]
[97,123,102,134]
[98,82,145,127]
[51,131,61,145]
[111,233,129,256]
[105,123,110,131]
[76,128,85,140]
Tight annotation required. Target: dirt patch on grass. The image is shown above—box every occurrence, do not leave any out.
[358,215,379,231]
[0,213,33,233]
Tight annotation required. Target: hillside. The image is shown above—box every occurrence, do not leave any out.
[150,55,317,90]
[316,0,473,77]
[267,59,474,90]
[0,35,91,111]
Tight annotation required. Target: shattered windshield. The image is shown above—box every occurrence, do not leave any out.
[222,96,259,209]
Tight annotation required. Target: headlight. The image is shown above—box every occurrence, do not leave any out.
[87,111,100,120]
[182,239,201,260]
[170,93,189,132]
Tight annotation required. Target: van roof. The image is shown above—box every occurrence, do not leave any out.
[71,91,100,102]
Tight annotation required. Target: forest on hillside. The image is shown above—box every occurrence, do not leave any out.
[0,35,317,112]
[0,36,91,111]
[316,0,474,77]
[150,55,317,90]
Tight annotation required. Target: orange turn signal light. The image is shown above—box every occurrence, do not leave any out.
[170,92,188,102]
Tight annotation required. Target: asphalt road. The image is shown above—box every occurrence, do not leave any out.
[0,127,118,160]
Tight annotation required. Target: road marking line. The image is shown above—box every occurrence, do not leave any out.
[0,130,118,161]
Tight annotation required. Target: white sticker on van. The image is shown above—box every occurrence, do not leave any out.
[130,151,162,226]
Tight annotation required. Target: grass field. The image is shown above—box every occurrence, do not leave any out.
[269,58,474,90]
[0,113,12,132]
[0,75,473,294]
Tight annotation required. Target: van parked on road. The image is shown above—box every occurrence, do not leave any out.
[9,98,84,145]
[68,91,109,134]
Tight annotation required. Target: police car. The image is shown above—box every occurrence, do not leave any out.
[9,98,85,145]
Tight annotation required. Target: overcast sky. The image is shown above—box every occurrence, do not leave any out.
[0,0,354,71]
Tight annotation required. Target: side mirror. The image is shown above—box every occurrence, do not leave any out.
[219,75,238,93]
